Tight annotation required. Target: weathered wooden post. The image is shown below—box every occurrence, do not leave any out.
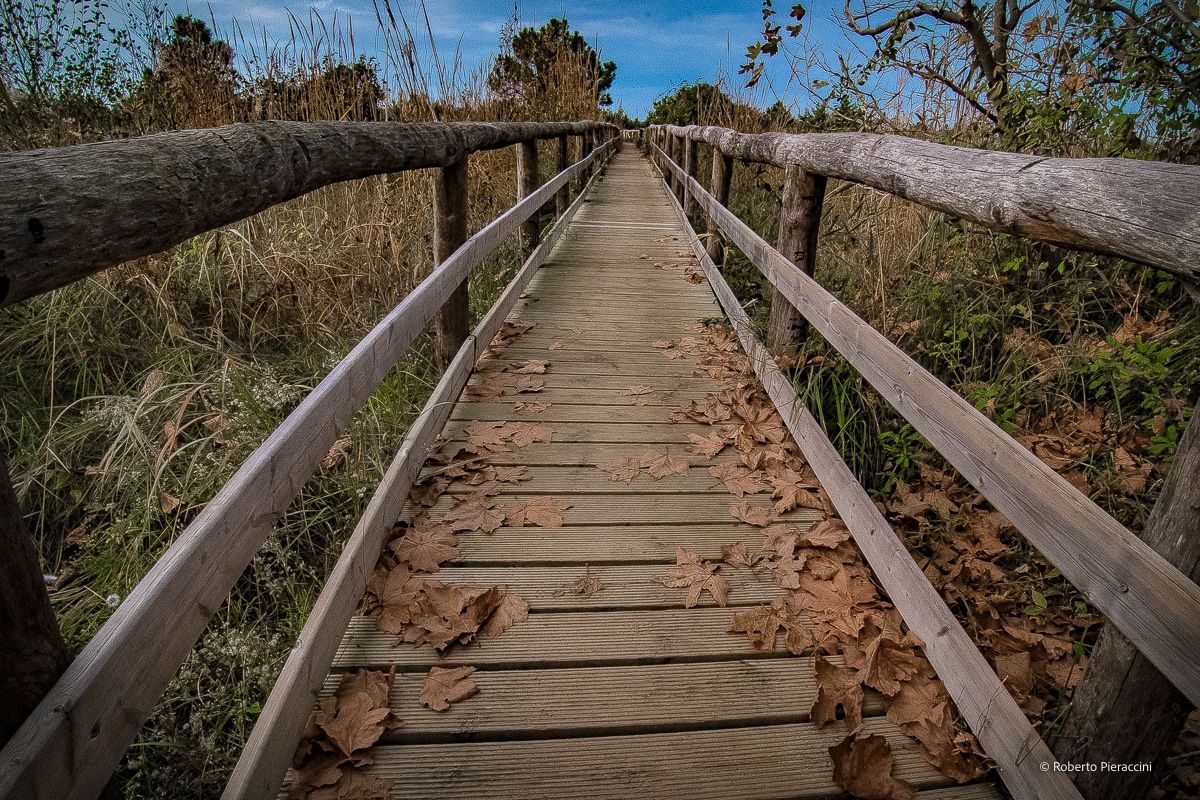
[555,134,569,217]
[0,452,71,750]
[668,134,682,199]
[433,158,469,370]
[516,139,540,259]
[1052,417,1200,799]
[707,144,734,267]
[582,129,595,184]
[683,135,698,222]
[766,165,827,354]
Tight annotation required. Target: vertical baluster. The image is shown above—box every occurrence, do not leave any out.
[706,146,734,268]
[516,139,540,259]
[433,157,469,369]
[766,165,827,353]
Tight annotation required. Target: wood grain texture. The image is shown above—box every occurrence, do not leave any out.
[0,120,614,306]
[333,608,812,670]
[656,124,1200,284]
[765,166,825,353]
[282,719,958,800]
[318,659,885,742]
[657,143,1200,710]
[657,147,1086,800]
[434,158,470,369]
[0,139,617,800]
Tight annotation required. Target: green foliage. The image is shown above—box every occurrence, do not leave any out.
[488,17,616,116]
[740,0,805,88]
[645,81,733,127]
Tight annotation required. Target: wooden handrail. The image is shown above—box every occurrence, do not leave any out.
[653,141,1200,710]
[654,124,1200,286]
[0,120,613,307]
[659,157,1081,800]
[0,133,617,800]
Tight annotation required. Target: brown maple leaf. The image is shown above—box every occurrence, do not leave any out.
[720,542,756,568]
[377,565,425,633]
[512,375,544,393]
[684,267,707,284]
[573,573,606,597]
[844,625,922,696]
[727,597,811,654]
[801,518,851,549]
[442,492,505,533]
[660,547,730,607]
[886,673,949,729]
[491,466,530,484]
[505,422,553,447]
[514,401,551,413]
[687,431,727,458]
[466,373,510,402]
[811,655,864,734]
[409,475,452,507]
[463,420,510,454]
[480,594,529,638]
[305,767,394,800]
[641,450,689,479]
[512,359,549,374]
[652,340,674,349]
[597,456,643,484]
[623,385,655,405]
[548,341,563,351]
[505,497,569,528]
[829,733,916,800]
[389,519,460,573]
[709,463,765,496]
[730,500,771,527]
[420,666,479,712]
[760,524,798,560]
[315,692,392,760]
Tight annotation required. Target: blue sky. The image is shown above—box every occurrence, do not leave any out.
[170,0,852,118]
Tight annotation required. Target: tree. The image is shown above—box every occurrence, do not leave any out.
[129,15,239,130]
[645,82,735,126]
[488,17,616,119]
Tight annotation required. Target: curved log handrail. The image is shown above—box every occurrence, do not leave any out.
[655,124,1200,285]
[0,120,613,307]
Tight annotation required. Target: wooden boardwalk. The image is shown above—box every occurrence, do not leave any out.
[302,150,1000,799]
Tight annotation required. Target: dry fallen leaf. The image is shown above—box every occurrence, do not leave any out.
[514,401,551,413]
[505,422,553,447]
[512,359,550,374]
[709,463,765,496]
[443,492,505,534]
[641,450,689,479]
[720,542,756,568]
[573,572,606,598]
[687,431,727,458]
[730,500,771,527]
[597,456,643,484]
[829,733,916,800]
[480,594,530,638]
[801,518,852,549]
[548,342,563,351]
[512,375,545,393]
[420,666,479,712]
[316,692,391,760]
[727,597,810,654]
[389,519,460,573]
[463,420,510,454]
[158,491,180,514]
[505,496,570,528]
[660,547,730,608]
[811,655,864,734]
[623,385,655,405]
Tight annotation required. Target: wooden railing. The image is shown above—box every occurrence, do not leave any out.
[650,123,1200,800]
[0,120,618,800]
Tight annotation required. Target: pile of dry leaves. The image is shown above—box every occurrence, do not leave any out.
[648,321,991,797]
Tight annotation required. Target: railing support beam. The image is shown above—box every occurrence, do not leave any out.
[683,136,698,221]
[1053,417,1200,799]
[555,135,569,217]
[766,166,826,353]
[706,147,733,267]
[433,157,470,370]
[516,140,541,259]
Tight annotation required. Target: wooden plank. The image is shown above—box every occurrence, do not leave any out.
[466,374,716,393]
[449,403,692,424]
[454,523,800,565]
[429,465,773,496]
[0,120,613,306]
[661,124,1200,285]
[333,608,813,669]
[660,159,1080,800]
[405,493,817,528]
[423,564,779,610]
[219,144,620,800]
[319,659,887,742]
[659,143,1200,710]
[440,420,722,445]
[286,718,954,800]
[461,389,709,407]
[434,442,738,467]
